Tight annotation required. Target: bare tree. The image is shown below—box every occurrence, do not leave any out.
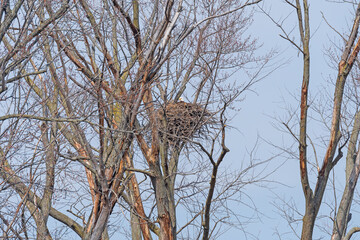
[0,0,270,240]
[265,1,360,239]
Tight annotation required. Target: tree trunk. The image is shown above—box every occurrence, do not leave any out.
[151,164,176,240]
[331,148,360,240]
[301,206,316,240]
[130,212,142,240]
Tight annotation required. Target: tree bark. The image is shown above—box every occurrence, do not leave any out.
[151,163,177,240]
[296,2,360,239]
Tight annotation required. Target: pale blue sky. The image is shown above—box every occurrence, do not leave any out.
[221,1,360,239]
[1,1,357,239]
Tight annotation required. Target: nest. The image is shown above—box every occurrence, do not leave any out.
[156,101,213,144]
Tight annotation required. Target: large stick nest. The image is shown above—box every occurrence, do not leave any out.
[156,101,214,144]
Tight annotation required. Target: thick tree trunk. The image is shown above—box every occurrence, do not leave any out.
[151,164,176,240]
[301,206,316,240]
[155,180,176,240]
[89,203,111,240]
[126,153,153,240]
[130,212,142,240]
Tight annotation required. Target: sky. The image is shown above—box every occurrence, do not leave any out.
[1,1,358,239]
[221,1,360,239]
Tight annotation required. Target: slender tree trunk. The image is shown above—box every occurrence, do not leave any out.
[331,148,360,240]
[296,2,360,239]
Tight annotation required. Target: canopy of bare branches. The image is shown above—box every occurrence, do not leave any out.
[6,0,360,240]
[0,0,268,240]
